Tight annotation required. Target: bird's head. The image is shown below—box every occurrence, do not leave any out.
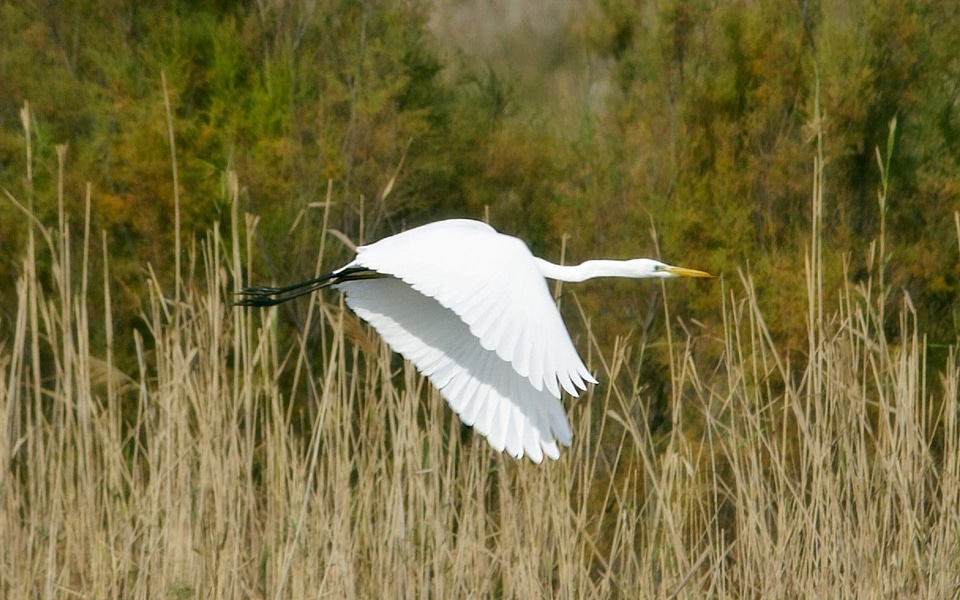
[626,259,714,279]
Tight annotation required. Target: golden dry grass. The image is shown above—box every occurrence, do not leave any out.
[2,120,959,599]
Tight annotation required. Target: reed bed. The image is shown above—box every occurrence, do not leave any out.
[1,138,959,599]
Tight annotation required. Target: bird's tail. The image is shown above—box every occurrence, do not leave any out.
[233,266,381,307]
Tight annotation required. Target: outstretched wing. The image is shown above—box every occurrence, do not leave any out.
[348,219,596,398]
[338,277,571,462]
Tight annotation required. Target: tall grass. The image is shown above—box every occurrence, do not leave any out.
[2,114,959,598]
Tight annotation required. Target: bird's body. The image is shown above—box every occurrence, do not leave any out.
[236,219,712,462]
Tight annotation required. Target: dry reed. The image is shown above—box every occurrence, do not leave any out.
[1,108,959,599]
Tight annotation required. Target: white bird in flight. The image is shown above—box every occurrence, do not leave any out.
[235,219,712,463]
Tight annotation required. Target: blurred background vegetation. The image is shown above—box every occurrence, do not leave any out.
[1,0,958,427]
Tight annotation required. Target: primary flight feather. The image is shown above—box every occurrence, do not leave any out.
[235,219,712,462]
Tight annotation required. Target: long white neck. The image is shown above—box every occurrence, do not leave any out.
[535,258,642,283]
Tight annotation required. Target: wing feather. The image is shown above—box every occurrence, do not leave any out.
[337,276,571,462]
[350,219,594,399]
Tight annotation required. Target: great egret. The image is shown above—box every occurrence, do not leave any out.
[235,219,712,463]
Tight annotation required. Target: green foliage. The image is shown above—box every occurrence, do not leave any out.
[1,0,959,479]
[583,0,960,349]
[0,0,474,331]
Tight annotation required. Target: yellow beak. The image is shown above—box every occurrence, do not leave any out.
[665,266,715,278]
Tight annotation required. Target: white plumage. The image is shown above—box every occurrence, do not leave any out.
[235,219,712,462]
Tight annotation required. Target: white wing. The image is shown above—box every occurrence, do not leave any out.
[338,277,571,462]
[332,219,596,461]
[348,219,596,397]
